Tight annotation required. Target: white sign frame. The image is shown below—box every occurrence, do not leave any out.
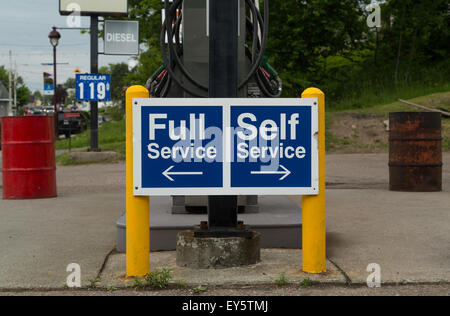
[59,0,129,16]
[133,98,319,196]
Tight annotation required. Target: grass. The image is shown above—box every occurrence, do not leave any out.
[106,286,118,292]
[300,278,315,287]
[55,119,126,151]
[348,92,450,117]
[131,276,145,289]
[55,119,126,165]
[329,81,450,112]
[129,269,173,290]
[144,268,173,289]
[87,278,101,289]
[175,280,188,288]
[275,272,288,286]
[192,285,207,294]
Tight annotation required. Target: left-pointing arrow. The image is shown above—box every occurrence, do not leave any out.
[162,166,204,182]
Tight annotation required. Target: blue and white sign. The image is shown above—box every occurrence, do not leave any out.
[76,74,111,102]
[133,98,319,196]
[43,63,54,96]
[43,83,54,96]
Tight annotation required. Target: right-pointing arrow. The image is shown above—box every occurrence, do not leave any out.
[250,165,291,181]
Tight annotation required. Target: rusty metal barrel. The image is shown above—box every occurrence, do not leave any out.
[1,116,57,199]
[389,112,442,192]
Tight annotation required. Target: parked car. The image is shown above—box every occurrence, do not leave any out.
[43,106,55,115]
[58,111,83,138]
[23,106,31,115]
[29,106,44,115]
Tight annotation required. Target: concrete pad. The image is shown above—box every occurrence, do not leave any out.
[325,188,450,284]
[329,153,449,284]
[290,153,450,284]
[116,195,302,252]
[69,151,120,163]
[99,249,346,288]
[326,153,389,189]
[0,163,125,289]
[326,152,450,190]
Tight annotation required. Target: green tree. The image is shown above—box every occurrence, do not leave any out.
[100,63,132,104]
[379,0,450,84]
[0,65,31,108]
[125,0,373,97]
[265,0,371,96]
[64,77,76,89]
[0,65,9,87]
[126,0,166,85]
[16,85,31,107]
[119,0,450,107]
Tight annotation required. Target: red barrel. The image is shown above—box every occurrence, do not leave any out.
[1,116,57,199]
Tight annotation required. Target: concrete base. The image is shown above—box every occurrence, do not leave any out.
[98,250,346,288]
[176,230,261,269]
[116,195,302,252]
[69,151,120,163]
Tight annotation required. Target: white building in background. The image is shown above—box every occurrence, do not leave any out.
[0,81,10,117]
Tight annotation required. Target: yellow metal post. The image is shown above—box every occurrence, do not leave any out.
[126,86,150,277]
[301,88,326,273]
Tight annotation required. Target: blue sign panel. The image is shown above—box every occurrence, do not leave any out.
[140,105,223,189]
[43,83,54,96]
[133,99,318,196]
[76,74,111,101]
[230,106,312,189]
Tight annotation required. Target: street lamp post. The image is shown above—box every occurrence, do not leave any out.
[49,27,61,138]
[90,16,100,152]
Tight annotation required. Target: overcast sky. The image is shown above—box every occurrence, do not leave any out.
[0,0,134,93]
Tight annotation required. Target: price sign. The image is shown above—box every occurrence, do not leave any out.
[76,74,111,102]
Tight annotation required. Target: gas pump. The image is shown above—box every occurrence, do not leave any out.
[147,0,281,99]
[146,0,281,216]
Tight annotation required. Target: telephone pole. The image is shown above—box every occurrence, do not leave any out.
[13,62,17,114]
[8,50,12,116]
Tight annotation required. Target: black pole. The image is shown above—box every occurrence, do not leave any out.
[207,0,239,231]
[53,45,59,138]
[90,15,99,151]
